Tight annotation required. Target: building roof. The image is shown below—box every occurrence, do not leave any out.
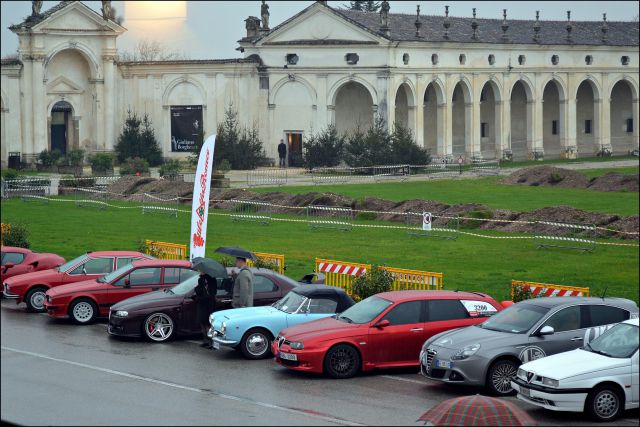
[117,58,259,66]
[335,8,639,47]
[1,58,22,66]
[9,1,74,30]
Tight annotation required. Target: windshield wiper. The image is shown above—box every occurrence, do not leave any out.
[338,315,353,323]
[96,277,106,283]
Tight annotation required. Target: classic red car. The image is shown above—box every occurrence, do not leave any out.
[44,259,195,324]
[3,250,149,312]
[1,246,65,282]
[272,290,505,379]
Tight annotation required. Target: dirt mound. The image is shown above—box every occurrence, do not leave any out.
[588,173,639,192]
[502,166,589,188]
[106,176,156,196]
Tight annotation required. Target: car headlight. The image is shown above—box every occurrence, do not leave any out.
[114,310,128,317]
[517,368,526,380]
[220,322,227,335]
[542,377,559,388]
[451,343,481,360]
[290,341,304,350]
[209,316,215,327]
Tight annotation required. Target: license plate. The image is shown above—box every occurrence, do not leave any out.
[520,386,530,397]
[212,341,220,350]
[436,360,452,369]
[279,352,297,361]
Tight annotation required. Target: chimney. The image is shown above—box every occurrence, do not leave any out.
[601,13,608,43]
[533,11,541,43]
[501,9,509,41]
[443,5,450,39]
[415,5,422,37]
[245,16,261,38]
[566,11,573,43]
[471,8,478,40]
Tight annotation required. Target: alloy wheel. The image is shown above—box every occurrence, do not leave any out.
[491,363,517,394]
[246,332,268,356]
[144,314,174,342]
[72,301,94,323]
[30,290,46,311]
[330,348,355,374]
[593,390,619,419]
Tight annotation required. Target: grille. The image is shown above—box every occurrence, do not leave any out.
[425,349,437,373]
[277,336,290,349]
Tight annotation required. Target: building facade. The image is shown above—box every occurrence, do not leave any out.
[1,1,638,167]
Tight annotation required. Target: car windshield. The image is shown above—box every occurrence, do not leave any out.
[169,275,200,296]
[56,254,88,272]
[98,263,134,283]
[584,323,639,358]
[336,296,393,324]
[479,303,549,334]
[273,291,307,314]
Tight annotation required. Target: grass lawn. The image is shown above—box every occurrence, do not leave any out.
[254,172,639,216]
[500,155,639,169]
[1,198,638,303]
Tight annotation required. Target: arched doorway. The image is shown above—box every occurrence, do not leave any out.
[423,82,443,155]
[479,81,500,159]
[609,80,635,154]
[510,81,531,160]
[576,80,598,156]
[394,83,414,131]
[542,80,563,158]
[451,82,471,158]
[50,101,74,154]
[334,81,374,136]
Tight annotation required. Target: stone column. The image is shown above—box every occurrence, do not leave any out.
[94,79,105,151]
[501,99,511,159]
[72,116,80,150]
[442,101,452,157]
[316,74,329,131]
[327,105,335,127]
[632,97,640,150]
[376,71,391,129]
[415,76,425,147]
[469,99,481,160]
[494,100,504,159]
[530,97,543,159]
[31,55,46,155]
[102,55,116,152]
[594,98,603,155]
[21,57,34,158]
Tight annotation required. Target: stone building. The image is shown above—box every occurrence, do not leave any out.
[1,0,638,167]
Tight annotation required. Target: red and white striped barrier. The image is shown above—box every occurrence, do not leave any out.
[529,287,585,297]
[511,280,590,298]
[317,261,366,276]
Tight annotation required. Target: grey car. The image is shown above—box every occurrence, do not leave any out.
[420,297,639,396]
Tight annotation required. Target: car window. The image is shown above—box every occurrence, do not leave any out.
[254,275,278,293]
[382,301,423,325]
[587,323,639,358]
[543,305,582,332]
[164,268,198,285]
[2,252,25,266]
[586,305,630,328]
[116,267,162,286]
[460,300,499,317]
[308,298,338,314]
[116,257,136,269]
[70,257,113,275]
[428,300,470,321]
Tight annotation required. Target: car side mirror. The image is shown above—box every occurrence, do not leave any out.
[124,279,131,288]
[374,319,390,328]
[538,325,555,336]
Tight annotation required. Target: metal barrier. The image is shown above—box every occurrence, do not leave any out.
[74,187,108,210]
[380,266,443,291]
[0,223,9,246]
[247,168,287,187]
[315,258,370,296]
[144,240,188,260]
[141,192,179,218]
[373,164,410,182]
[310,167,352,185]
[406,212,459,240]
[307,205,353,231]
[534,221,597,252]
[248,252,286,274]
[470,160,500,176]
[20,185,50,203]
[410,162,459,178]
[511,280,590,299]
[229,200,271,225]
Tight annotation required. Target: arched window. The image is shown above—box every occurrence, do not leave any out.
[459,54,466,65]
[402,53,409,65]
[431,54,438,65]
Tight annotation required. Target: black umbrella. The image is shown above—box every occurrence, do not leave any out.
[214,246,257,261]
[191,257,229,279]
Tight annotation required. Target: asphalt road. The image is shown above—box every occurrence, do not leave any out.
[2,299,638,426]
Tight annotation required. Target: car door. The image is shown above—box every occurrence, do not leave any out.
[106,267,163,311]
[215,278,234,310]
[368,300,426,366]
[253,275,281,306]
[64,257,114,284]
[425,299,479,340]
[1,251,27,279]
[632,350,639,405]
[528,305,585,358]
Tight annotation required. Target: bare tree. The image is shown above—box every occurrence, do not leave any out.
[118,39,187,62]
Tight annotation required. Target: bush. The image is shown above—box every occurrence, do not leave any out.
[253,257,279,272]
[1,168,20,180]
[512,284,539,303]
[351,266,393,301]
[120,157,150,175]
[303,125,345,169]
[115,110,163,166]
[90,153,114,173]
[66,149,85,166]
[460,209,494,229]
[159,159,182,177]
[3,223,30,249]
[343,116,393,167]
[217,159,231,173]
[391,125,430,165]
[343,127,369,167]
[38,149,62,167]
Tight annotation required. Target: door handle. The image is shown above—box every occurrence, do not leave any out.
[570,337,583,341]
[410,328,424,332]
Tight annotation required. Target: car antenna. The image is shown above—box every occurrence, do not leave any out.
[600,286,608,300]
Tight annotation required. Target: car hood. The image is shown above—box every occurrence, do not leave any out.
[5,268,62,286]
[215,306,283,321]
[47,279,101,297]
[111,289,181,311]
[429,325,515,349]
[280,317,364,342]
[520,348,630,380]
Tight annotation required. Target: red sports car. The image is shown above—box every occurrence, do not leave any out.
[3,250,149,312]
[272,290,505,379]
[44,259,196,324]
[1,246,65,282]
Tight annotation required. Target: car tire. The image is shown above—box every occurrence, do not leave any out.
[69,298,97,325]
[240,328,273,359]
[486,359,519,396]
[585,384,623,422]
[142,312,175,343]
[324,344,360,379]
[25,286,48,313]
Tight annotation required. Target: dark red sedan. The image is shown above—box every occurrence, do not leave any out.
[272,290,505,379]
[1,246,65,282]
[3,250,148,312]
[44,259,195,324]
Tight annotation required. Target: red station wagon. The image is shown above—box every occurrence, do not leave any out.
[272,290,506,379]
[44,259,196,324]
[3,251,149,312]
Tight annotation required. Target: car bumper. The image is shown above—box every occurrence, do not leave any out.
[207,328,238,346]
[271,341,324,374]
[511,378,588,412]
[43,301,67,317]
[108,313,142,337]
[419,346,487,386]
[2,283,20,300]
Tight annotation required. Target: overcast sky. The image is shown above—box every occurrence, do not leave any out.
[2,1,638,59]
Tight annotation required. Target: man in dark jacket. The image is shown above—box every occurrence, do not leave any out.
[194,273,217,348]
[277,139,287,168]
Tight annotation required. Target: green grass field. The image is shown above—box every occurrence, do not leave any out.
[1,198,638,303]
[254,167,640,216]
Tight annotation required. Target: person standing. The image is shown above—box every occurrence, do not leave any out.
[277,139,287,168]
[458,155,464,175]
[232,257,254,308]
[194,272,217,348]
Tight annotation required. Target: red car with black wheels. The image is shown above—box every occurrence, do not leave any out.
[272,290,505,379]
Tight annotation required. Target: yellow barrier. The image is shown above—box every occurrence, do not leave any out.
[381,266,443,291]
[145,240,188,260]
[249,252,286,275]
[511,280,590,300]
[0,223,9,246]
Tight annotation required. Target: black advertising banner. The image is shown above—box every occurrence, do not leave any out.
[170,105,203,152]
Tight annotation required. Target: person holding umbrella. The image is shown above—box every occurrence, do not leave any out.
[214,247,257,309]
[191,257,227,348]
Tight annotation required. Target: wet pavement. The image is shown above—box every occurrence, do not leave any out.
[2,299,638,426]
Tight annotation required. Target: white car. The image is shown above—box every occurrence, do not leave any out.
[511,318,639,422]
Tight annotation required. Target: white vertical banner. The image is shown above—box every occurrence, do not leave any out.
[422,212,432,231]
[190,135,216,260]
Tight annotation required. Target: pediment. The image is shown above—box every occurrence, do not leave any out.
[47,76,84,94]
[32,2,125,34]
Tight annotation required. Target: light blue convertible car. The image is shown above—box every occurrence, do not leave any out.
[208,284,354,359]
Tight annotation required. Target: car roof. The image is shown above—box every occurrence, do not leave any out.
[87,251,145,258]
[375,290,494,303]
[521,296,638,310]
[132,259,192,268]
[1,246,32,254]
[292,284,347,297]
[623,318,639,326]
